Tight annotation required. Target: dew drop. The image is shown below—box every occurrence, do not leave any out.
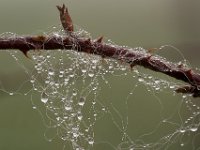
[138,77,144,82]
[45,80,50,84]
[81,69,87,73]
[77,115,83,120]
[88,139,94,145]
[69,74,75,78]
[78,97,85,106]
[190,126,198,132]
[109,65,113,69]
[72,90,77,96]
[155,87,160,91]
[59,74,63,78]
[73,133,79,138]
[65,106,72,111]
[182,95,187,99]
[9,92,14,96]
[56,117,60,121]
[41,92,48,103]
[102,107,106,111]
[121,67,126,71]
[48,69,55,76]
[179,129,186,133]
[154,79,160,84]
[59,70,64,74]
[30,79,35,83]
[88,72,94,78]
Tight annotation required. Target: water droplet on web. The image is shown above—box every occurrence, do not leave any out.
[41,92,48,103]
[77,115,83,121]
[88,138,94,145]
[179,128,186,133]
[72,90,77,96]
[121,67,126,71]
[73,133,79,138]
[154,79,160,84]
[180,143,184,147]
[78,97,85,106]
[109,65,113,69]
[155,87,160,91]
[32,106,37,109]
[88,72,94,78]
[59,74,63,78]
[92,65,96,69]
[59,70,64,74]
[69,74,75,78]
[138,77,144,82]
[48,69,55,76]
[56,117,60,121]
[81,69,87,73]
[45,79,50,84]
[30,79,35,83]
[9,92,14,96]
[102,107,106,111]
[190,126,198,132]
[65,105,72,111]
[182,95,187,99]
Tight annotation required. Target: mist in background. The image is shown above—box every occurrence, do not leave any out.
[0,0,200,149]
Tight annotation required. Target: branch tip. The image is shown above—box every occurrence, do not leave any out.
[57,4,74,32]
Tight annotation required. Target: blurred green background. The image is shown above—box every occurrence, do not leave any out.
[0,0,200,149]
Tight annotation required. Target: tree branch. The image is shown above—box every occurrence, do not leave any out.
[0,4,200,97]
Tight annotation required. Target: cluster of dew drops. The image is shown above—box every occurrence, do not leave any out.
[4,27,200,149]
[26,27,133,149]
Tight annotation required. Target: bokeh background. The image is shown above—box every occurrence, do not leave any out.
[0,0,200,149]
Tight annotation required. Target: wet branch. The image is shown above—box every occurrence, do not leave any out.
[0,4,200,97]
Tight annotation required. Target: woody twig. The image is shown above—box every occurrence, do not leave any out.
[0,4,200,97]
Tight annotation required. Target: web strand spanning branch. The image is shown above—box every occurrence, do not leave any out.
[0,35,200,97]
[0,4,200,97]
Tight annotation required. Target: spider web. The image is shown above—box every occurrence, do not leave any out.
[0,26,200,150]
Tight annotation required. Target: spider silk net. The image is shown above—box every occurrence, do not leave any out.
[0,25,200,150]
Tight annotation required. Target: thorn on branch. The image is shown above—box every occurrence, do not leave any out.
[95,36,103,43]
[20,49,29,58]
[175,85,200,97]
